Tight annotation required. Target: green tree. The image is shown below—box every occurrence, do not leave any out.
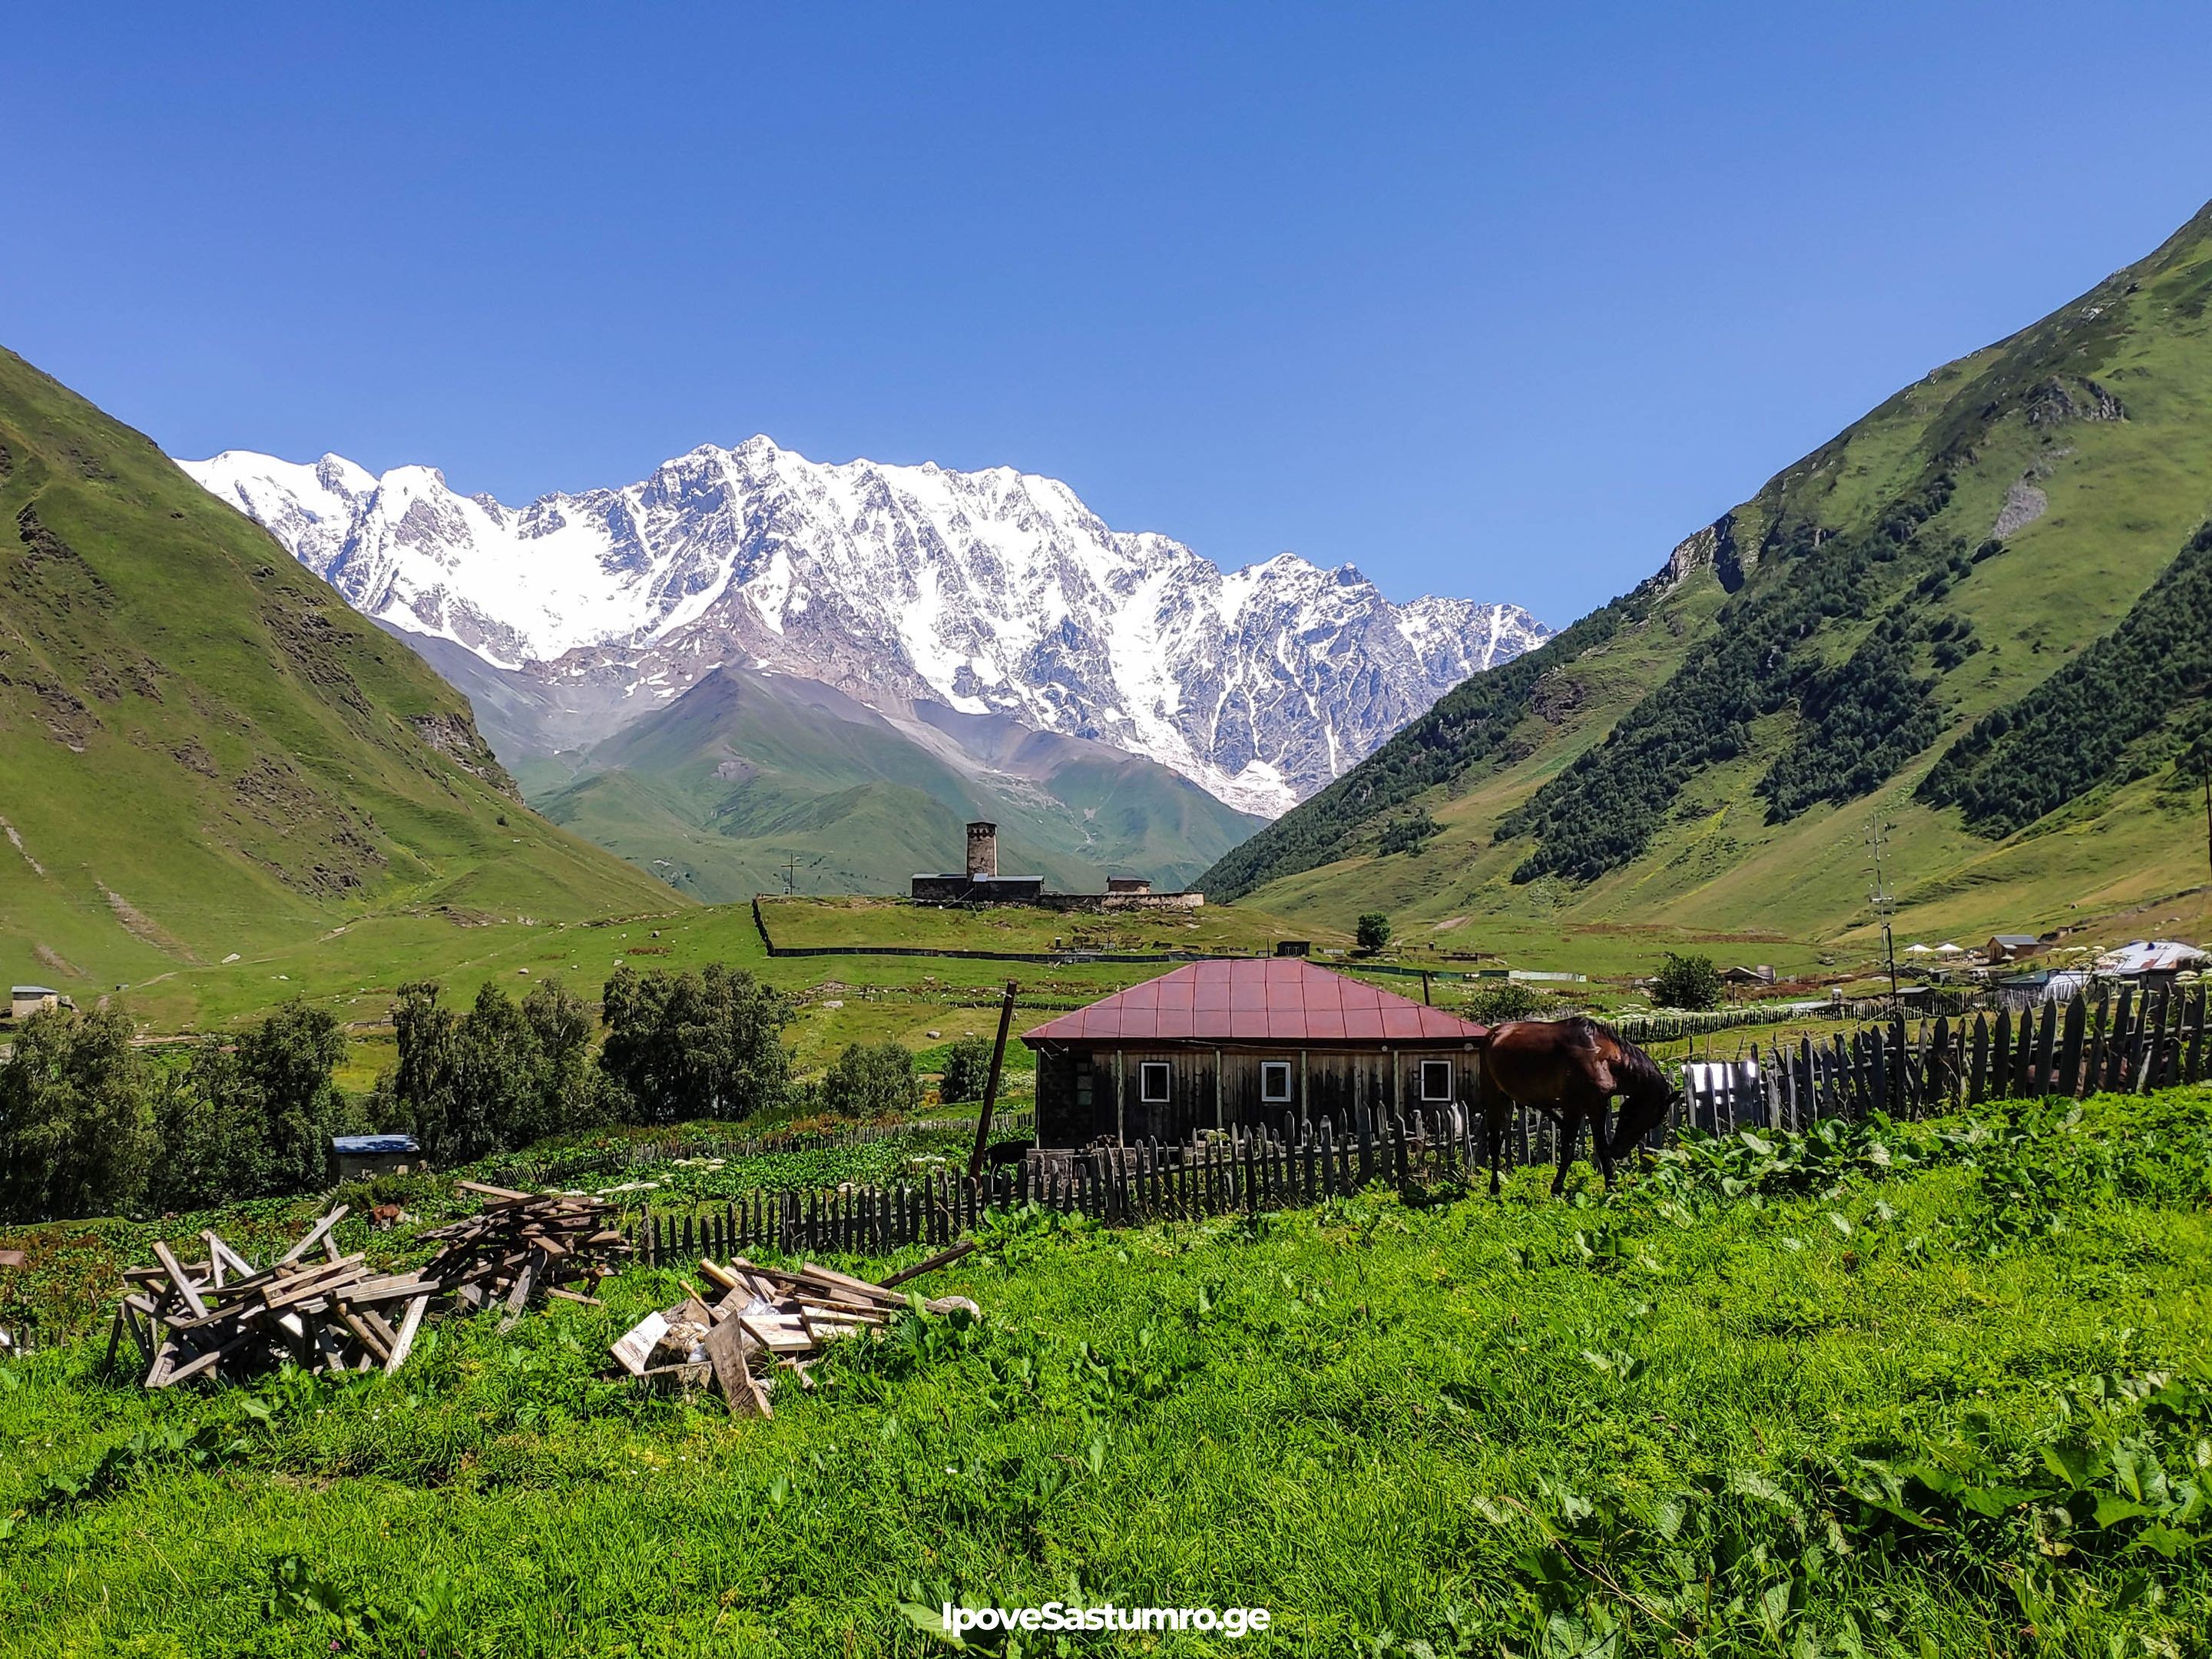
[391,979,461,1157]
[237,998,346,1194]
[149,1041,267,1210]
[523,977,598,1132]
[824,1041,919,1120]
[600,963,792,1124]
[449,985,545,1160]
[1356,912,1393,952]
[1651,952,1724,1012]
[147,999,347,1205]
[392,978,601,1162]
[0,1004,155,1222]
[937,1033,995,1104]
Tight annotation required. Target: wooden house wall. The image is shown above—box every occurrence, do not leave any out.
[1029,1043,1482,1146]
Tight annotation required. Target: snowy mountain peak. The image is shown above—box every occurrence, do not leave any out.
[181,440,1548,816]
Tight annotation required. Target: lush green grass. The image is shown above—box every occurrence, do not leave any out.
[98,893,1459,1068]
[3,1089,2207,1656]
[756,896,1340,957]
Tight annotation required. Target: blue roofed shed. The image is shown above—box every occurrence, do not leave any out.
[332,1133,426,1180]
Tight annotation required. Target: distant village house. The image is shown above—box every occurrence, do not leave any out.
[909,822,1047,904]
[8,985,75,1022]
[1984,935,2046,965]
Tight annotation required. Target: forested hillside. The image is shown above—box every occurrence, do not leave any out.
[1206,198,2212,949]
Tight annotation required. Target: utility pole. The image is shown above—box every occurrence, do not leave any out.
[1866,821,1899,1008]
[965,981,1019,1182]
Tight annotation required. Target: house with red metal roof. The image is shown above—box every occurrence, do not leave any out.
[1022,957,1487,1147]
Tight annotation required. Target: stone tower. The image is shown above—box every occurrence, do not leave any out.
[965,821,998,879]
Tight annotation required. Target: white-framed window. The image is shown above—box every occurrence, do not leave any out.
[1260,1060,1293,1103]
[1139,1061,1171,1104]
[1420,1059,1455,1102]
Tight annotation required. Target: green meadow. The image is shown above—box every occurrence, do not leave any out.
[101,895,1695,1098]
[3,1088,2207,1657]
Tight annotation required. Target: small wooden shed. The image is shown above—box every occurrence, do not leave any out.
[1022,958,1487,1147]
[331,1134,426,1181]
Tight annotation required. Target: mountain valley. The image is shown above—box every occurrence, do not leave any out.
[1206,199,2212,956]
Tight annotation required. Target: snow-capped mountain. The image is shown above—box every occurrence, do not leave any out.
[183,439,1547,816]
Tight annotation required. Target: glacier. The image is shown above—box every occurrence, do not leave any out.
[184,436,1547,817]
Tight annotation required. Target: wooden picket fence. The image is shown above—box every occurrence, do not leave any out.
[628,982,2209,1265]
[631,1104,1518,1265]
[1675,982,2210,1134]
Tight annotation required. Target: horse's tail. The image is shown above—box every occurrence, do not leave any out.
[1603,1031,1675,1157]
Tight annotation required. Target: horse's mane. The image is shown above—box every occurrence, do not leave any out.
[1533,1014,1664,1094]
[1584,1018,1674,1154]
[1600,1025,1669,1102]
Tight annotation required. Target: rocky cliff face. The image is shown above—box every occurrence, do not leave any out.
[184,438,1548,816]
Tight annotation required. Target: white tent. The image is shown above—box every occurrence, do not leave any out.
[1934,942,1965,955]
[1902,943,1934,955]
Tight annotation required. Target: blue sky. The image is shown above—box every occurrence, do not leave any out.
[7,3,2210,626]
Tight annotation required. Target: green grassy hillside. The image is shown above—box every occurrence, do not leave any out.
[535,666,1262,902]
[0,348,679,996]
[1210,199,2212,955]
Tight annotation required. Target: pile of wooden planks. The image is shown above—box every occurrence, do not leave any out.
[415,1181,633,1315]
[610,1242,979,1416]
[109,1181,637,1391]
[108,1207,438,1388]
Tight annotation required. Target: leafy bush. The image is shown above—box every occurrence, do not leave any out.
[1356,912,1393,952]
[1459,980,1556,1024]
[1651,952,1723,1010]
[1644,1115,1921,1205]
[1957,1094,2212,1247]
[823,1041,920,1120]
[937,1034,995,1104]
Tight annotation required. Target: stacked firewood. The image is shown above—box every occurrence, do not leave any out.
[414,1181,632,1314]
[110,1181,635,1390]
[110,1207,439,1388]
[610,1243,978,1416]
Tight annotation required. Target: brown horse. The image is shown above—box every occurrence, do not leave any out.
[1473,1017,1675,1196]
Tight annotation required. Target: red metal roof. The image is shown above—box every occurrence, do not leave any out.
[1022,957,1487,1046]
